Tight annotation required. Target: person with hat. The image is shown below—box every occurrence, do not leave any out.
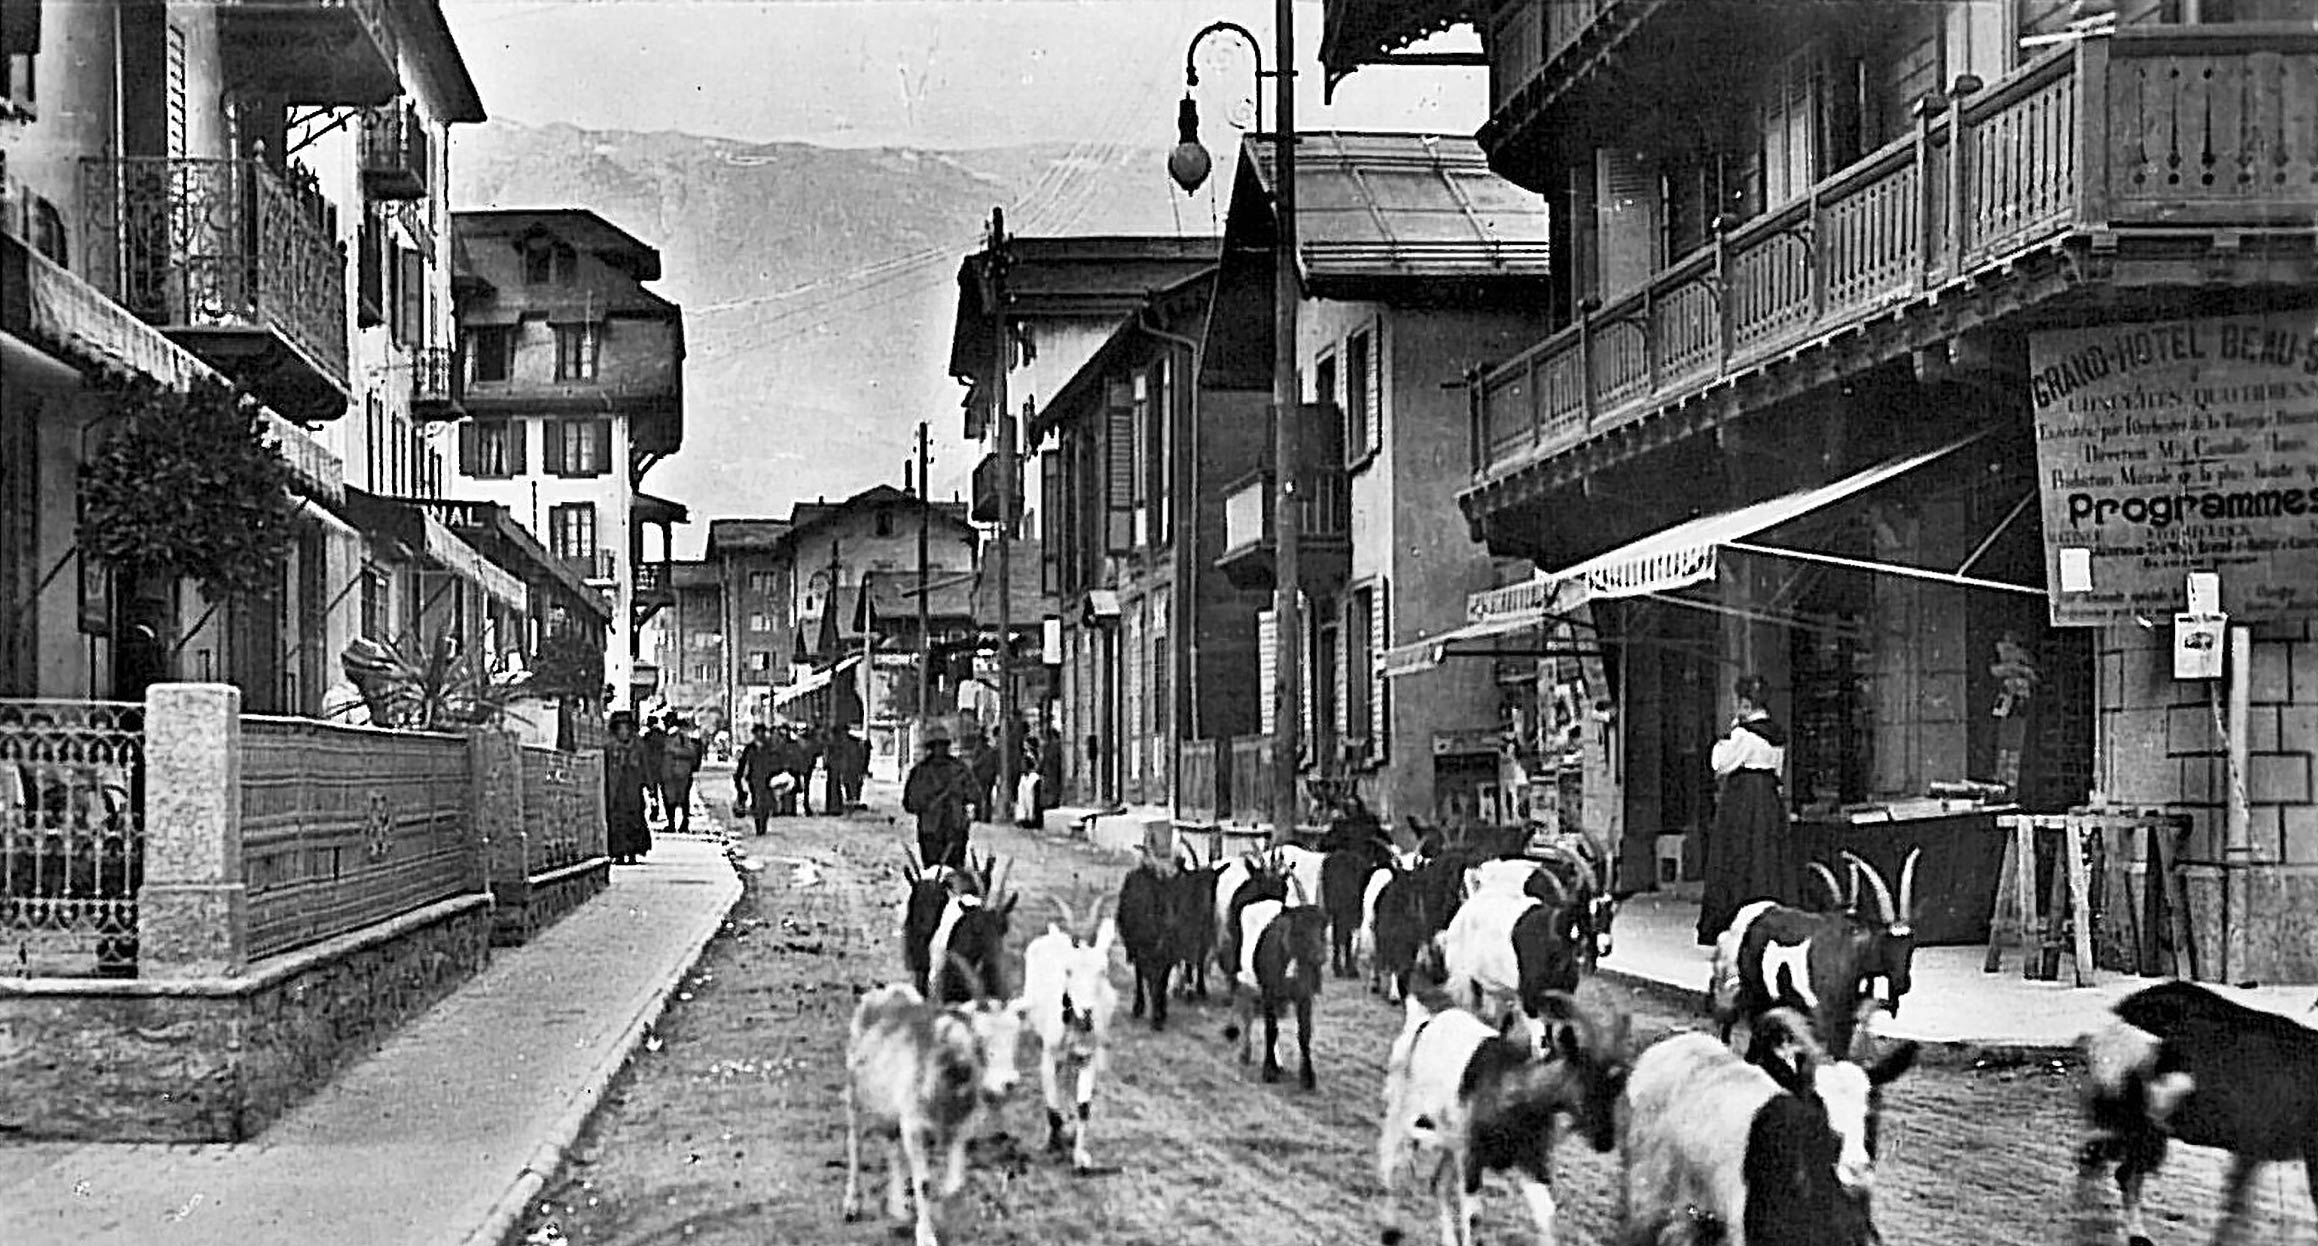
[734,723,787,836]
[660,716,703,834]
[604,710,652,865]
[901,720,976,868]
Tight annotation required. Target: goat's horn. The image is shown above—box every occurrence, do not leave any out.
[1530,868,1570,907]
[1088,893,1114,939]
[992,855,1011,906]
[944,950,987,1003]
[1897,846,1922,925]
[1841,851,1897,925]
[1053,896,1079,934]
[1843,862,1861,911]
[1805,862,1846,910]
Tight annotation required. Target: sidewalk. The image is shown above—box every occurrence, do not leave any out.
[0,833,743,1246]
[1598,890,2318,1058]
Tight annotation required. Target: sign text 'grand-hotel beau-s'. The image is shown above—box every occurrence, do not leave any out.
[2029,311,2318,627]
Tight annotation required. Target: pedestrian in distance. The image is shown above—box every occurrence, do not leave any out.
[639,713,669,827]
[789,723,822,817]
[902,722,976,868]
[661,716,704,835]
[768,727,802,816]
[735,723,786,837]
[969,729,1000,824]
[604,710,652,865]
[1698,673,1797,945]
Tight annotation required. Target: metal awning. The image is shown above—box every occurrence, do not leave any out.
[772,655,863,708]
[1384,432,2007,677]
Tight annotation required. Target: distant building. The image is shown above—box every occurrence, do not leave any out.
[448,209,688,708]
[648,558,725,730]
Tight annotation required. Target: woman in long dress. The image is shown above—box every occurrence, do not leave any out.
[605,711,652,865]
[1698,674,1795,944]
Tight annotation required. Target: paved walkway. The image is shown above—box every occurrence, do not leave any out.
[0,833,743,1246]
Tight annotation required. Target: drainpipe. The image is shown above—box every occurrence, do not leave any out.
[2223,622,2253,981]
[1139,313,1204,761]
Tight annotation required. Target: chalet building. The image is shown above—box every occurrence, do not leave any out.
[704,518,794,723]
[1,0,491,710]
[948,236,1215,810]
[448,209,689,710]
[1328,0,2318,978]
[648,559,725,731]
[1202,132,1554,829]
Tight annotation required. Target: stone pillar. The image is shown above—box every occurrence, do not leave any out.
[138,684,248,978]
[471,728,526,903]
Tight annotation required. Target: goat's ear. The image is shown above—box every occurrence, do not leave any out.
[1868,1041,1921,1086]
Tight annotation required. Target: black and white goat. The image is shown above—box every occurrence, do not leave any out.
[1019,897,1120,1172]
[1707,850,1919,1060]
[1324,829,1394,978]
[1216,856,1289,998]
[1620,1007,1920,1246]
[899,848,982,996]
[1225,870,1331,1088]
[841,980,1030,1246]
[1370,860,1435,1004]
[926,855,1017,1004]
[1434,869,1588,1049]
[1376,991,1631,1246]
[1528,836,1621,971]
[2079,979,2318,1246]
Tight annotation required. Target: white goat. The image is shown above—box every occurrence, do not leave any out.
[842,982,1030,1246]
[1434,888,1544,1031]
[1464,857,1545,900]
[1018,897,1120,1172]
[1272,844,1328,910]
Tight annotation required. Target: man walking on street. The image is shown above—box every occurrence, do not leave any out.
[788,724,821,816]
[902,722,975,868]
[735,723,785,836]
[661,718,703,834]
[640,714,669,826]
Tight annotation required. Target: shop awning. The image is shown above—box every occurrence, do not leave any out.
[773,655,863,708]
[1383,432,2014,677]
[421,511,528,614]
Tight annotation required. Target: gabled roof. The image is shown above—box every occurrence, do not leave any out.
[452,209,664,282]
[705,518,791,558]
[947,236,1217,381]
[1231,132,1552,291]
[669,560,722,589]
[1030,267,1215,439]
[1318,0,1478,99]
[787,485,973,547]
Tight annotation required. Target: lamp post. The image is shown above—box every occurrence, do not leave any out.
[1170,10,1299,846]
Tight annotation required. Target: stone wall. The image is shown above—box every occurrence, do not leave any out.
[0,897,491,1141]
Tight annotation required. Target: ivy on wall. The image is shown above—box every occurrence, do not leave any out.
[77,375,298,605]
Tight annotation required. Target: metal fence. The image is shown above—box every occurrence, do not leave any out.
[240,716,476,961]
[519,744,606,875]
[0,700,145,976]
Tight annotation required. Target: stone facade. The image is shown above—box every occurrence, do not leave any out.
[0,897,491,1142]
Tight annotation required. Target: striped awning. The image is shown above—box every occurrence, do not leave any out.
[421,511,528,614]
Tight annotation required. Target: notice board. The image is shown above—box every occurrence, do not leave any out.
[2029,311,2318,626]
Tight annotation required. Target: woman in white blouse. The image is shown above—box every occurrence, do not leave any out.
[1698,674,1797,944]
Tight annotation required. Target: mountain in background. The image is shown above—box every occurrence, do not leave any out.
[450,120,1207,552]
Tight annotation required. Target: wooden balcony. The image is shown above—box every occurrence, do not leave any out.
[632,562,675,629]
[359,104,431,202]
[409,346,463,421]
[970,450,1008,523]
[1467,27,2318,509]
[219,0,400,108]
[1217,467,1352,594]
[79,156,350,421]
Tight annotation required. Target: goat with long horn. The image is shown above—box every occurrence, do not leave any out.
[1838,848,1922,1018]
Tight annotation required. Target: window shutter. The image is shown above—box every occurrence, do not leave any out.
[1257,607,1277,738]
[456,421,476,474]
[508,419,527,474]
[1333,614,1349,744]
[1040,450,1061,594]
[542,419,567,475]
[400,248,426,348]
[1364,326,1383,457]
[591,418,612,477]
[1298,603,1314,765]
[1105,378,1134,553]
[1371,579,1389,760]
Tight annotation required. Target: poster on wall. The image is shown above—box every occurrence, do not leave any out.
[2029,310,2318,626]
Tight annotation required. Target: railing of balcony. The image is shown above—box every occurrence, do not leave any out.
[635,562,668,595]
[1221,469,1353,554]
[0,700,144,977]
[79,156,349,383]
[410,345,462,410]
[1475,29,2318,485]
[358,103,431,200]
[566,549,618,583]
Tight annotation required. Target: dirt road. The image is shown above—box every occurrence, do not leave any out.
[512,799,2315,1246]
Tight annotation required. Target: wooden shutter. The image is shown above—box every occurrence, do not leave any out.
[1257,607,1277,738]
[1363,326,1383,458]
[590,418,612,477]
[456,422,477,474]
[399,248,425,348]
[1299,600,1314,763]
[1371,579,1389,760]
[1040,450,1061,593]
[1594,148,1662,304]
[542,419,567,475]
[507,418,527,474]
[1105,378,1135,553]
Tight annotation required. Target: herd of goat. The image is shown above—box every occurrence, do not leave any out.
[839,809,2318,1246]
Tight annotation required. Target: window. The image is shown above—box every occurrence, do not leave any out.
[549,502,597,563]
[748,612,769,632]
[1345,329,1379,463]
[388,412,408,495]
[363,393,386,493]
[0,49,34,122]
[747,572,775,595]
[458,419,526,478]
[523,237,576,285]
[360,568,390,640]
[554,322,599,382]
[747,651,772,672]
[544,418,610,477]
[874,510,895,537]
[1151,358,1172,544]
[1347,586,1375,749]
[468,327,512,383]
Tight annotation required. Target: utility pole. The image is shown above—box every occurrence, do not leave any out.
[987,208,1018,814]
[915,421,932,722]
[1269,0,1302,847]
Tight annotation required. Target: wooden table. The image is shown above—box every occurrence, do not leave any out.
[1790,807,2016,946]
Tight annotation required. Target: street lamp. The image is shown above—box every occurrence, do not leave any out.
[1170,11,1301,846]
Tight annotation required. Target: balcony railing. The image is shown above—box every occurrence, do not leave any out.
[79,156,349,419]
[0,700,144,978]
[218,0,401,108]
[566,549,617,584]
[410,345,463,419]
[1217,467,1353,593]
[1470,27,2318,488]
[359,104,431,201]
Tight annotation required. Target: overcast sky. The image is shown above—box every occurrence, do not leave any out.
[439,0,1487,150]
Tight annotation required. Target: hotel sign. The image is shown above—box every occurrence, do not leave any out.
[2029,311,2318,625]
[414,499,497,532]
